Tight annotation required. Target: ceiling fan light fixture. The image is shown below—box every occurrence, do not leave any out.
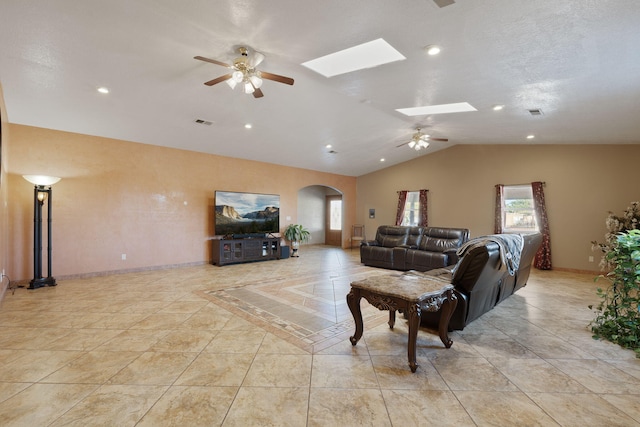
[249,75,263,89]
[232,70,244,83]
[195,47,294,98]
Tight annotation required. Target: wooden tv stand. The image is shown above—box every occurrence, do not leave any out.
[211,237,281,266]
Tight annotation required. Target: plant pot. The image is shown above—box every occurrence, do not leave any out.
[291,241,300,257]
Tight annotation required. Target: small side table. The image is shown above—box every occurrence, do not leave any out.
[347,272,457,373]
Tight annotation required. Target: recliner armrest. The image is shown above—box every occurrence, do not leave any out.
[444,248,460,265]
[361,240,379,247]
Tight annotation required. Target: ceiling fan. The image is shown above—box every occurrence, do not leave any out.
[396,128,448,151]
[194,46,294,98]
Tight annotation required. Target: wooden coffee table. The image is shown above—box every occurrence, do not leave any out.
[347,272,457,372]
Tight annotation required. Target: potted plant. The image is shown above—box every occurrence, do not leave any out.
[590,202,640,357]
[283,224,311,257]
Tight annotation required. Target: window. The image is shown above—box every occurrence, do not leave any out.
[329,199,342,230]
[400,191,420,226]
[501,185,538,233]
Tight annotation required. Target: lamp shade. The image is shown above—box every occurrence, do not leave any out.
[23,175,61,186]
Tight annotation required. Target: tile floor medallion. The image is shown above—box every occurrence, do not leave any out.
[199,267,390,352]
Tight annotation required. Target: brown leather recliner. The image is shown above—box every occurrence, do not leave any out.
[498,232,543,302]
[419,233,542,330]
[359,225,410,270]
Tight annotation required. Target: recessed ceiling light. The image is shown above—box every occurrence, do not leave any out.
[527,134,535,139]
[424,45,441,55]
[326,144,332,149]
[492,105,504,111]
[244,123,252,129]
[97,87,110,94]
[396,102,477,117]
[380,158,385,162]
[301,38,405,78]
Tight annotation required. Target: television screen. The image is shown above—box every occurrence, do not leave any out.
[214,191,280,236]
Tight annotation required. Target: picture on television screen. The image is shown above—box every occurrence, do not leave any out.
[214,191,280,236]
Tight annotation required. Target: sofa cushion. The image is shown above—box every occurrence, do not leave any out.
[359,245,396,269]
[406,227,423,248]
[418,227,469,253]
[405,250,449,271]
[374,225,410,248]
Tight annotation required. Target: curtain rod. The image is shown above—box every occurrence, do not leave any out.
[496,182,545,187]
[396,189,429,193]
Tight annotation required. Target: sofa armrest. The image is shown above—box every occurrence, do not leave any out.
[361,240,379,247]
[444,248,460,265]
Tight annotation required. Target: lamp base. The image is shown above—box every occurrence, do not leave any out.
[28,277,57,289]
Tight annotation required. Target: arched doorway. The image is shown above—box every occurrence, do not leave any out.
[298,185,343,246]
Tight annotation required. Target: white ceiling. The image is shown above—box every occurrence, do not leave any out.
[1,0,639,176]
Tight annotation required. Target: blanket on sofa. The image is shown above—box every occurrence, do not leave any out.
[456,234,524,276]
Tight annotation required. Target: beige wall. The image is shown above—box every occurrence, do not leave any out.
[356,144,640,272]
[5,120,638,280]
[0,84,9,296]
[7,124,356,280]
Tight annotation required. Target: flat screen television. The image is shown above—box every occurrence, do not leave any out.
[214,191,280,237]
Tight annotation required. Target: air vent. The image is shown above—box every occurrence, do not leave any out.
[528,109,543,116]
[328,150,338,154]
[194,119,213,126]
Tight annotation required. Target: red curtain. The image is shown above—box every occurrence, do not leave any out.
[418,189,429,226]
[395,191,407,226]
[532,181,552,270]
[494,184,504,234]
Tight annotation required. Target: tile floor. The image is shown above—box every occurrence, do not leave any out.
[0,246,639,426]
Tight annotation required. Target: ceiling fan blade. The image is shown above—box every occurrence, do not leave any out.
[253,87,264,98]
[204,74,233,86]
[194,55,232,68]
[430,137,449,142]
[433,0,455,7]
[396,141,410,148]
[250,51,265,67]
[260,71,294,85]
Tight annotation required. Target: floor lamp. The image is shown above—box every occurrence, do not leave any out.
[23,175,61,289]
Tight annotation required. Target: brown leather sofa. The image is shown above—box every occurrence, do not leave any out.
[419,232,543,330]
[360,225,470,271]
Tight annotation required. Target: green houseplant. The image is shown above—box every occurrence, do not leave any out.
[283,224,311,257]
[590,202,640,357]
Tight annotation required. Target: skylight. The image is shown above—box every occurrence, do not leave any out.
[301,38,405,78]
[396,102,477,116]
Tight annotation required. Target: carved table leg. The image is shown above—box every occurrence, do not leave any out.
[438,290,458,348]
[406,302,421,373]
[347,288,363,346]
[388,310,396,329]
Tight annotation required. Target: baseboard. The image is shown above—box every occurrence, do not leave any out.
[551,267,602,276]
[20,261,209,283]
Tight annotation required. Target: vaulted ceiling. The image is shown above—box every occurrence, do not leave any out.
[1,0,639,176]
